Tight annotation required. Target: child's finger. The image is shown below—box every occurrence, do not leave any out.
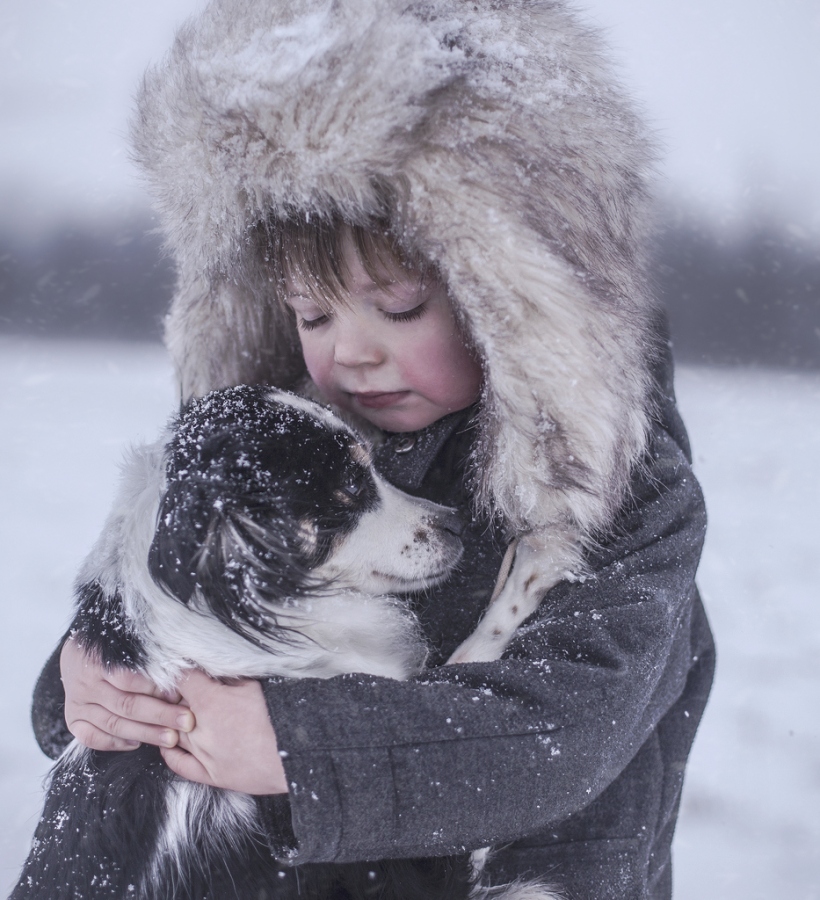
[67,696,184,749]
[62,638,184,710]
[104,666,180,702]
[160,745,213,786]
[67,718,142,753]
[98,681,195,733]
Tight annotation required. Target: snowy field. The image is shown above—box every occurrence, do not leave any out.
[1,336,818,898]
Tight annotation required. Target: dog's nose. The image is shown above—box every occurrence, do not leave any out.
[439,508,466,538]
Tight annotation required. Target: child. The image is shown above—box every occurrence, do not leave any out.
[31,1,714,897]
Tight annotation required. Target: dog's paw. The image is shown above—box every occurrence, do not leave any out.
[447,536,579,665]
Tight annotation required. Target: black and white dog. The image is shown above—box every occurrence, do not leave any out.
[12,386,559,900]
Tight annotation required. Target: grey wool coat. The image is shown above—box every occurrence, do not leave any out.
[32,338,714,900]
[250,335,715,900]
[31,0,714,897]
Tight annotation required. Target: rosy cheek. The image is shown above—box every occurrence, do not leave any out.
[403,332,482,405]
[298,338,333,394]
[405,350,447,386]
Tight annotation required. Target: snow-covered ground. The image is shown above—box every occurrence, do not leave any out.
[1,337,818,898]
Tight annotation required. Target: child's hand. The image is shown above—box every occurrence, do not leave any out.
[60,636,193,752]
[160,669,288,796]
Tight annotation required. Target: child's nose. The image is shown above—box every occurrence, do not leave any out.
[333,319,385,368]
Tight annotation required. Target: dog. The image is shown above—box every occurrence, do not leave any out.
[12,385,561,900]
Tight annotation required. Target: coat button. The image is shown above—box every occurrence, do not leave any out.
[393,435,416,454]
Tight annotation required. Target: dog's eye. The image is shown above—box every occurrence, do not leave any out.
[333,475,366,505]
[344,479,363,498]
[339,480,363,502]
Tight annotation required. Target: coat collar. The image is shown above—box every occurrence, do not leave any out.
[373,407,474,492]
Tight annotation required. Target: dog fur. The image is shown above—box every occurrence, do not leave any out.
[12,386,562,900]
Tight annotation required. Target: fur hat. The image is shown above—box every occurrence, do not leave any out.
[132,0,659,542]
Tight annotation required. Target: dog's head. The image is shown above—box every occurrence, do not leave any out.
[147,386,463,648]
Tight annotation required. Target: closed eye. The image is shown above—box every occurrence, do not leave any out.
[297,314,330,331]
[382,302,427,323]
[286,295,331,331]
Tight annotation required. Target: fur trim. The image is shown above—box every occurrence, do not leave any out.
[132,0,659,540]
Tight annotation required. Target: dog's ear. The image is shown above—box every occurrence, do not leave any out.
[147,476,319,647]
[147,479,210,605]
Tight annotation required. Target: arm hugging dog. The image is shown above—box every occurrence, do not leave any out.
[12,385,560,900]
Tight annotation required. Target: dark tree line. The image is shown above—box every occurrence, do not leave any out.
[654,209,820,369]
[1,207,819,367]
[0,217,173,341]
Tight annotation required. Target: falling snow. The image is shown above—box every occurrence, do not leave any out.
[0,338,818,899]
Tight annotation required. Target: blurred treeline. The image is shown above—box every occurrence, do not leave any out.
[1,206,819,368]
[654,206,820,368]
[0,217,173,341]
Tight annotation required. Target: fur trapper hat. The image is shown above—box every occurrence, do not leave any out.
[132,0,660,543]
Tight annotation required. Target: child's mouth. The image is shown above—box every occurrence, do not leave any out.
[351,391,411,409]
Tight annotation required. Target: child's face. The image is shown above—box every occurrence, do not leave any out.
[286,237,483,433]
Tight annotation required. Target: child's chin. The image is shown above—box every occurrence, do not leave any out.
[358,404,440,433]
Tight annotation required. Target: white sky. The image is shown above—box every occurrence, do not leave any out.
[1,0,819,234]
[581,0,820,231]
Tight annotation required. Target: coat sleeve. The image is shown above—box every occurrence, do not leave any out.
[30,636,73,759]
[259,416,709,865]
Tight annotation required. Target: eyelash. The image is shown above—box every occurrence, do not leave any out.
[384,302,427,323]
[297,315,329,332]
[296,302,427,331]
